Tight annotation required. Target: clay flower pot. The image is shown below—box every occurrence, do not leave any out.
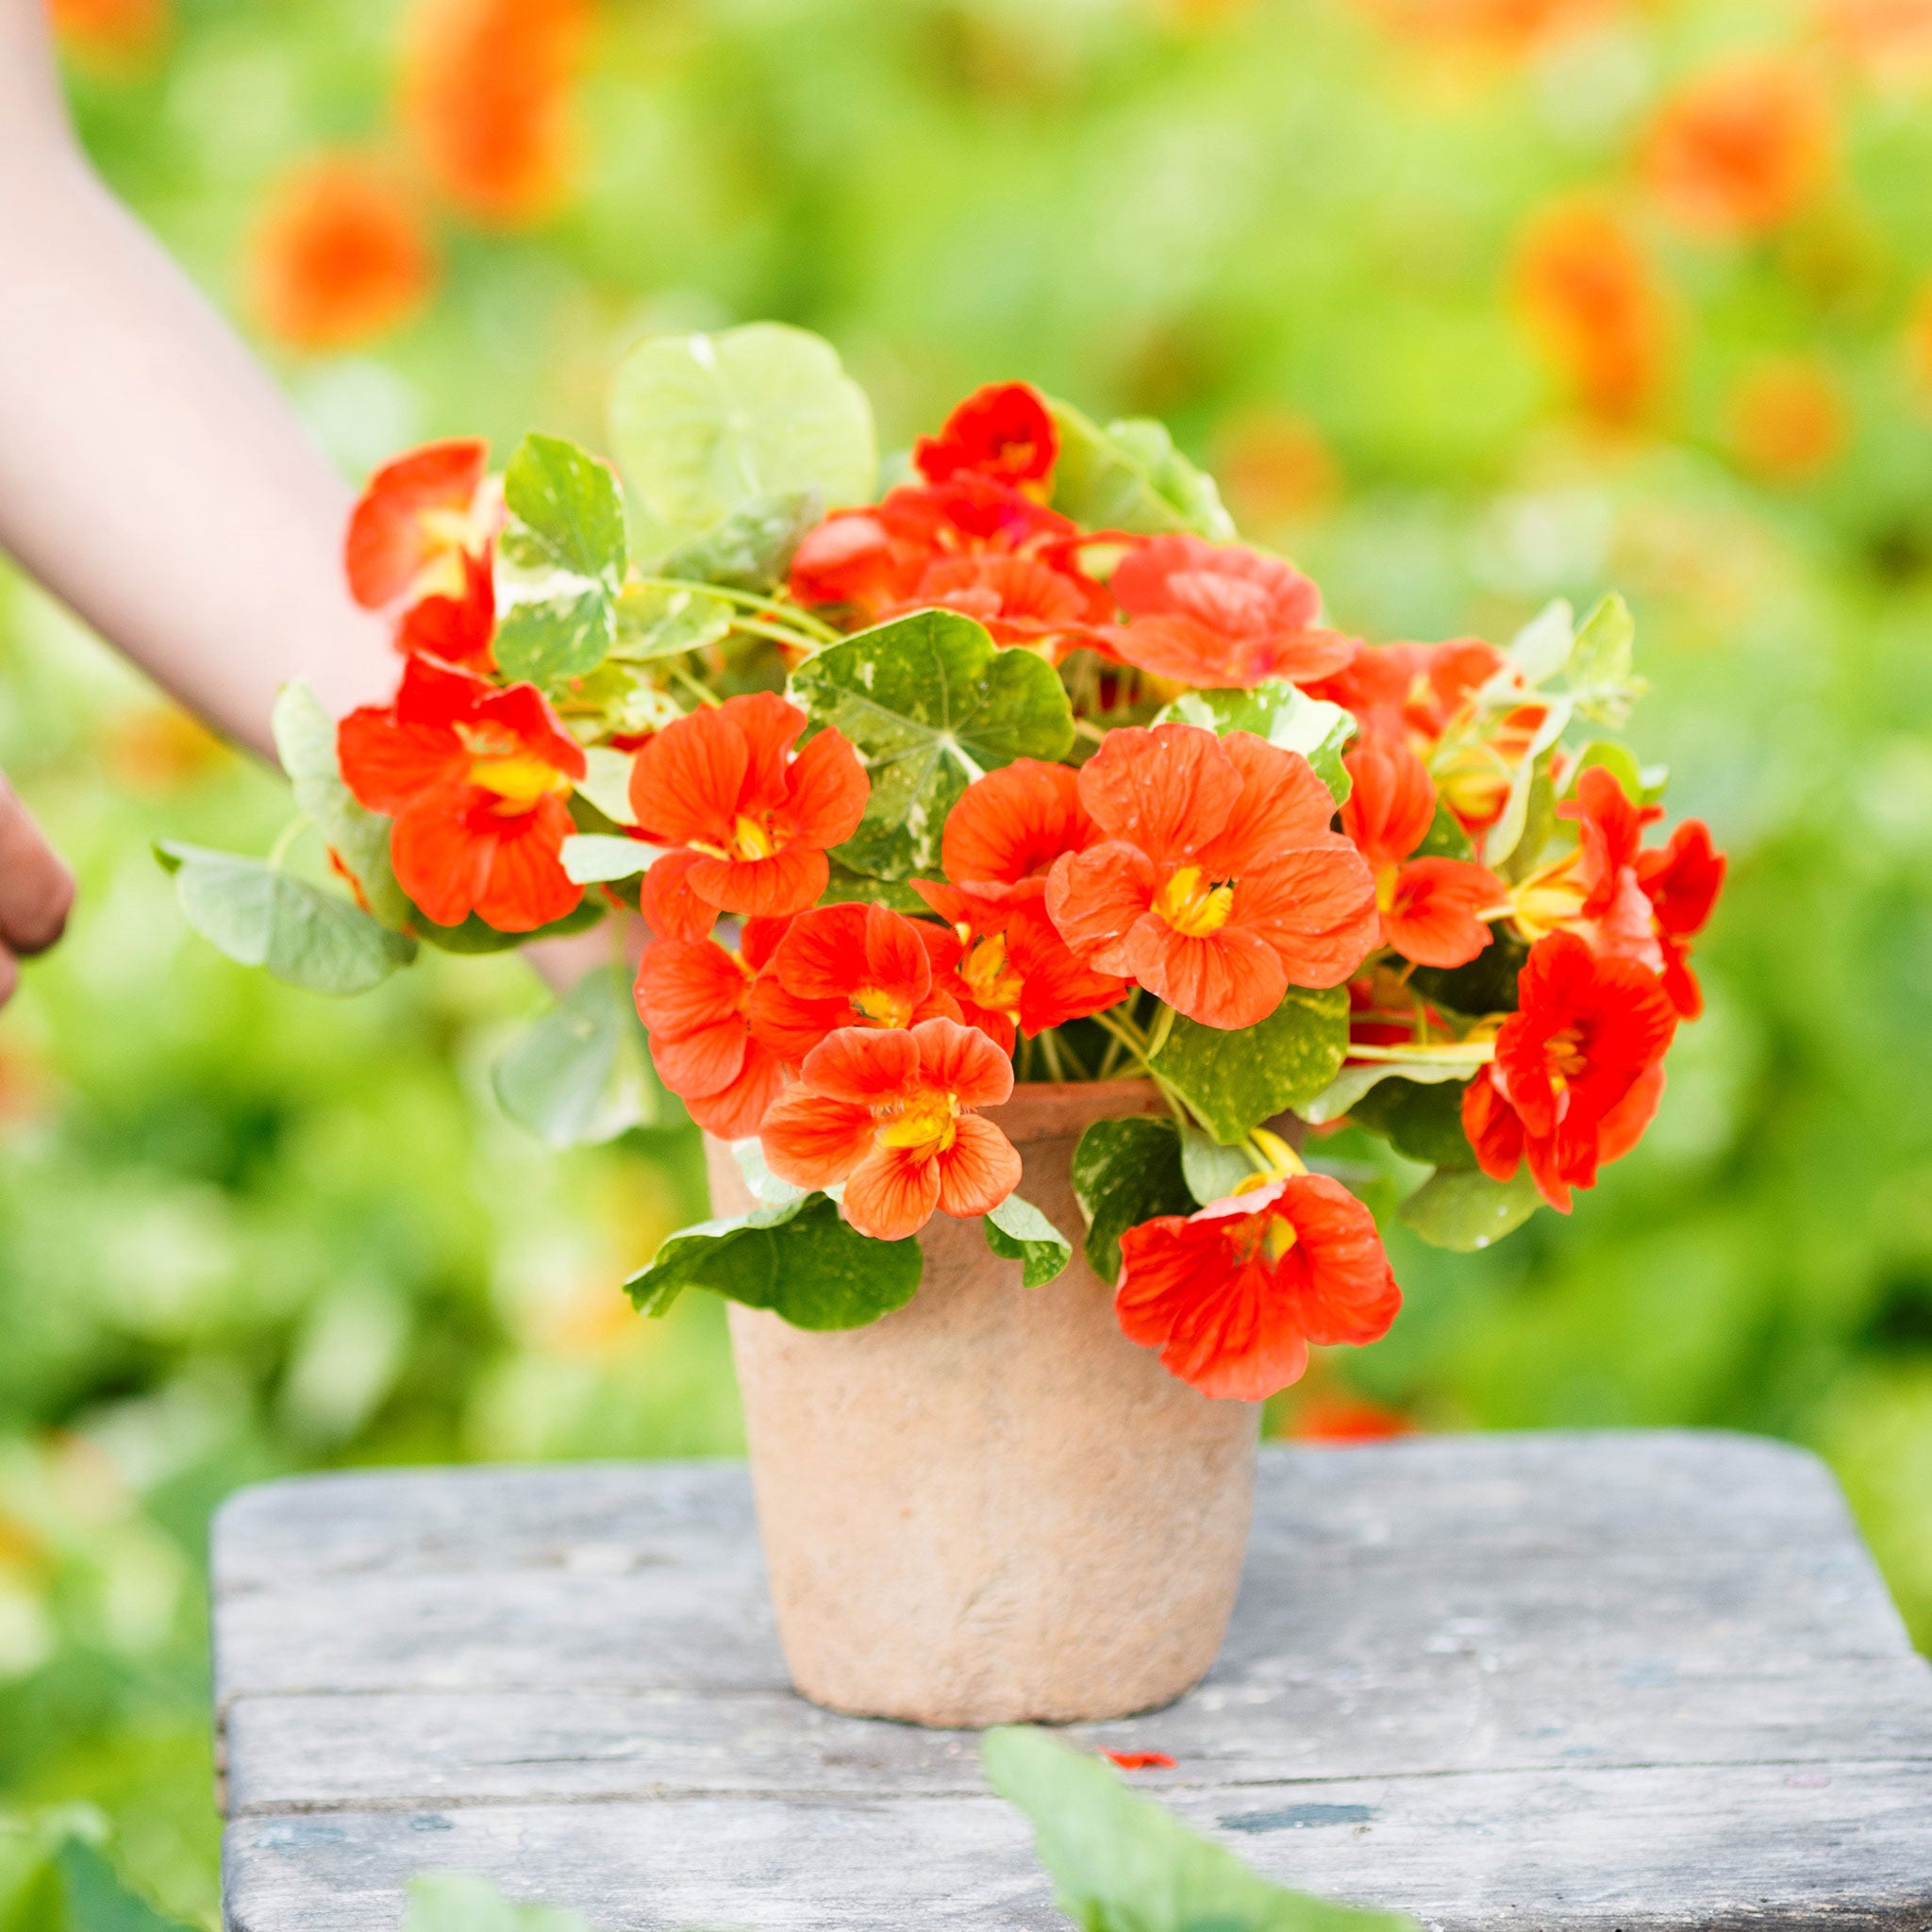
[706,1078,1259,1729]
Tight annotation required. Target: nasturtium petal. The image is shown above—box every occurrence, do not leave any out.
[790,609,1074,880]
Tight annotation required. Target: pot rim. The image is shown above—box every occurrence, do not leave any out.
[985,1077,1165,1145]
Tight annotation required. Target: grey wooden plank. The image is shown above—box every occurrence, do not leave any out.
[222,1764,1932,1932]
[222,1647,1932,1811]
[212,1435,1917,1714]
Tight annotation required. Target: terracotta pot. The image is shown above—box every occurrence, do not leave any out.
[708,1078,1259,1729]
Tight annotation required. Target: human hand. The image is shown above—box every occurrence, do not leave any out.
[0,771,75,1007]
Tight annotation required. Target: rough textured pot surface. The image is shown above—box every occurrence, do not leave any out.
[710,1079,1259,1728]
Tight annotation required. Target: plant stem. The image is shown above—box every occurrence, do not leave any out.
[670,667,723,709]
[636,576,841,644]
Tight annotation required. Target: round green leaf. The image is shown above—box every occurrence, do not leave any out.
[491,965,658,1149]
[1069,1114,1194,1286]
[1149,987,1349,1146]
[790,608,1074,879]
[984,1193,1072,1287]
[1397,1166,1541,1252]
[608,325,876,552]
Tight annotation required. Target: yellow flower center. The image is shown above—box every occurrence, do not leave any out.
[959,930,1024,1013]
[731,814,779,861]
[850,984,914,1028]
[875,1091,959,1154]
[466,753,572,814]
[1264,1216,1300,1263]
[1154,865,1235,939]
[1546,1026,1588,1089]
[1374,862,1402,913]
[1432,744,1513,826]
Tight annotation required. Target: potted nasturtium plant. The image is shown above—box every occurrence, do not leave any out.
[160,325,1724,1727]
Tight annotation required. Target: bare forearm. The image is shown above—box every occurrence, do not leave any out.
[0,5,391,756]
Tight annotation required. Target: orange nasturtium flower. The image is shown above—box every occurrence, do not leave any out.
[629,694,869,940]
[402,0,590,227]
[1115,1174,1401,1401]
[913,381,1060,492]
[941,758,1099,892]
[1103,536,1357,689]
[344,440,499,667]
[912,881,1128,1053]
[1726,357,1849,483]
[1341,734,1504,970]
[1824,0,1932,89]
[633,920,791,1140]
[338,655,584,931]
[1046,724,1379,1031]
[1644,60,1832,240]
[759,1019,1024,1242]
[1512,200,1670,429]
[747,904,962,1070]
[249,156,438,355]
[1461,930,1677,1211]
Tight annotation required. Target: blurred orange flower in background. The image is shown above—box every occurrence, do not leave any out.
[1725,356,1849,481]
[1513,199,1672,429]
[250,155,439,353]
[45,0,169,65]
[1214,410,1341,529]
[1821,0,1932,88]
[402,0,591,228]
[1644,59,1833,239]
[1356,0,1617,55]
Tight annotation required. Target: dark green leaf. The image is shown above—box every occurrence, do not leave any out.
[1348,1077,1476,1169]
[1397,1166,1541,1251]
[491,966,658,1148]
[156,842,415,994]
[817,862,935,913]
[657,488,824,591]
[1298,1057,1477,1126]
[1150,987,1349,1145]
[1070,1114,1193,1285]
[984,1193,1072,1287]
[791,609,1074,878]
[608,325,875,551]
[413,899,604,954]
[270,682,410,927]
[610,582,734,662]
[983,1726,1419,1932]
[495,433,627,686]
[403,1872,598,1932]
[1048,401,1235,540]
[624,1192,922,1330]
[1155,683,1356,805]
[1407,930,1526,1019]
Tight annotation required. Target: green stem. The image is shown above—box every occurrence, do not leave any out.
[670,667,723,709]
[636,576,841,644]
[1342,1041,1494,1064]
[729,616,834,655]
[1037,1029,1069,1082]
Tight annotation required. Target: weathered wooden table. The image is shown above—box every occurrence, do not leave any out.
[212,1432,1932,1931]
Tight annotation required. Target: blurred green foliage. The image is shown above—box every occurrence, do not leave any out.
[8,0,1932,1923]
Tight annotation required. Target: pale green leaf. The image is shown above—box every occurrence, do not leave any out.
[609,325,876,552]
[560,835,658,884]
[1179,1124,1255,1207]
[1397,1166,1541,1251]
[983,1726,1419,1932]
[156,843,415,995]
[1048,401,1234,540]
[657,487,824,591]
[790,609,1074,878]
[270,681,410,927]
[610,581,735,662]
[1505,597,1574,686]
[575,744,640,825]
[494,433,627,687]
[1482,698,1572,872]
[1565,591,1647,727]
[403,1872,598,1932]
[1155,683,1356,804]
[624,1192,922,1329]
[491,965,657,1148]
[1299,1057,1477,1126]
[1150,987,1349,1145]
[731,1138,808,1208]
[984,1193,1072,1287]
[1070,1114,1193,1285]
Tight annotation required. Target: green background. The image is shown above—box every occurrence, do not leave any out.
[5,0,1931,1922]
